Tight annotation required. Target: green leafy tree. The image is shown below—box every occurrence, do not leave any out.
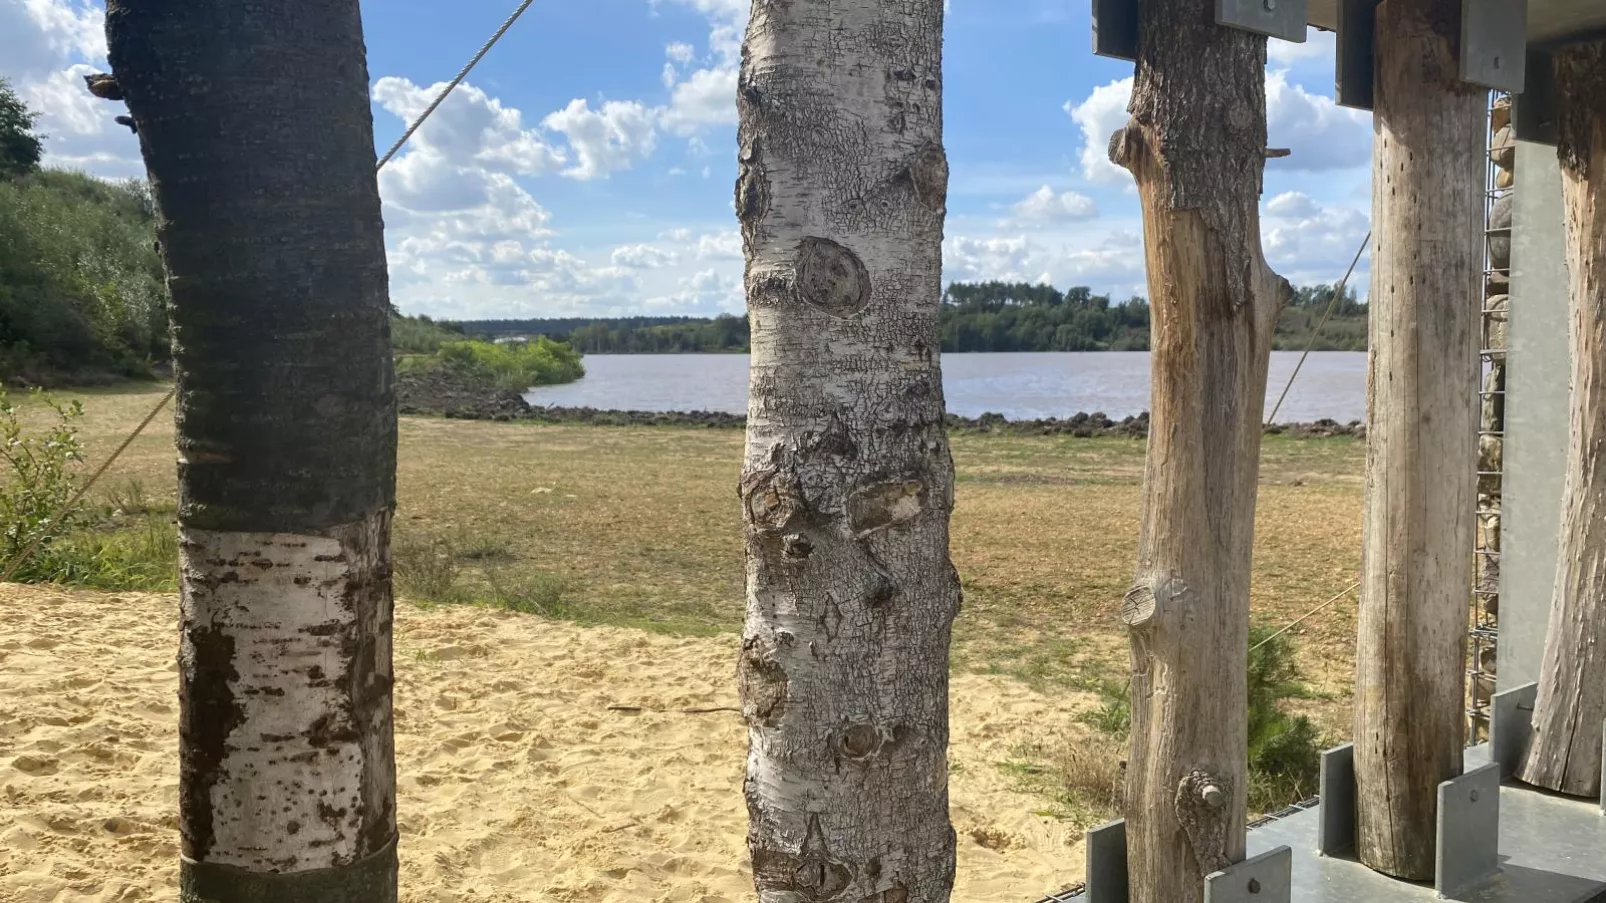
[0,78,43,180]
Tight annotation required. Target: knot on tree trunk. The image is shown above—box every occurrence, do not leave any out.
[1107,121,1144,174]
[1175,769,1234,876]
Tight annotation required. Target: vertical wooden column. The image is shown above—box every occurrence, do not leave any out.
[1352,0,1485,880]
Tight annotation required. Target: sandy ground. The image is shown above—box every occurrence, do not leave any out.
[0,585,1090,902]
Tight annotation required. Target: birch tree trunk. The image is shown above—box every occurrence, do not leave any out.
[1518,41,1606,799]
[106,3,399,901]
[1352,0,1483,879]
[1107,2,1288,899]
[734,2,960,901]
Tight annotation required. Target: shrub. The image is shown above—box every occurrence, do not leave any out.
[0,390,87,581]
[1079,625,1327,813]
[433,337,584,391]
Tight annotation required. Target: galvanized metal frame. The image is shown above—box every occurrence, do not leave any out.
[1490,681,1537,777]
[1460,0,1530,92]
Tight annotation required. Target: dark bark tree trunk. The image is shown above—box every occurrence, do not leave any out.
[105,3,398,901]
[734,2,960,901]
[1107,2,1288,901]
[1352,0,1483,880]
[1518,40,1606,799]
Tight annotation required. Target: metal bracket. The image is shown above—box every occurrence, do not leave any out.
[1204,846,1293,903]
[1092,0,1139,61]
[1216,0,1308,43]
[1335,0,1380,110]
[1459,0,1528,92]
[1513,50,1558,145]
[1085,818,1130,903]
[1317,743,1357,855]
[1490,681,1537,779]
[1436,762,1502,898]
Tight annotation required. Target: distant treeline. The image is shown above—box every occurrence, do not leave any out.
[457,281,1367,354]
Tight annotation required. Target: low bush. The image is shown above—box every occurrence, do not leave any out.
[1079,625,1327,814]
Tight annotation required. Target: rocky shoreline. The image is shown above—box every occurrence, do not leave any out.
[397,367,1364,439]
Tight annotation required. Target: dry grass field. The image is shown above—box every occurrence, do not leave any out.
[25,382,1365,820]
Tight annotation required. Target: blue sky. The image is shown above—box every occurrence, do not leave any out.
[4,0,1375,320]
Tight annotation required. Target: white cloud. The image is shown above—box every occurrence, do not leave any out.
[542,98,658,180]
[1261,194,1371,286]
[660,227,693,241]
[611,244,680,268]
[1064,78,1134,185]
[1066,68,1372,184]
[1008,186,1099,225]
[1265,191,1321,219]
[693,229,742,260]
[661,65,738,135]
[0,0,140,177]
[666,42,697,65]
[945,231,1145,295]
[372,77,566,177]
[1264,70,1371,171]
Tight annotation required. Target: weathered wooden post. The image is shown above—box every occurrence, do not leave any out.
[1106,0,1290,898]
[1352,0,1485,880]
[1518,41,1606,798]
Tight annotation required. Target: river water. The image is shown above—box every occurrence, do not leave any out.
[525,351,1369,423]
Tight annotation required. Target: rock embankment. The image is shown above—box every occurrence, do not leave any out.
[396,372,1364,438]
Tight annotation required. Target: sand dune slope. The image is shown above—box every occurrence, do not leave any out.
[0,586,1086,902]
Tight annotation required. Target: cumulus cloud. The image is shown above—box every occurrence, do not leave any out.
[1008,186,1099,225]
[945,230,1145,295]
[693,230,742,260]
[542,98,658,180]
[0,0,141,177]
[611,244,680,268]
[1065,68,1371,183]
[1261,193,1371,286]
[1064,78,1134,185]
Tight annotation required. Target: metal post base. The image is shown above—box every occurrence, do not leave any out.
[1490,681,1537,779]
[1085,818,1129,903]
[1205,846,1293,903]
[1318,743,1356,855]
[1436,762,1502,898]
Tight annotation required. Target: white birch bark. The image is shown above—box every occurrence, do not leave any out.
[735,2,959,901]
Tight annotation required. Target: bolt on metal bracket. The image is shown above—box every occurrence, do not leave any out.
[1204,845,1293,903]
[1460,0,1528,92]
[1216,0,1309,43]
[1436,762,1502,898]
[1490,681,1537,778]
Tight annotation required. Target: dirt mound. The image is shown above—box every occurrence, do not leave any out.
[395,364,530,420]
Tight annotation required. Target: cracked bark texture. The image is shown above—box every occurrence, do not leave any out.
[735,2,959,901]
[1519,41,1606,799]
[1108,1,1288,900]
[105,2,398,900]
[1352,0,1482,880]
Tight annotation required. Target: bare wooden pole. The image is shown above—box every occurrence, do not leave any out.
[1352,0,1483,879]
[1518,40,1606,798]
[1109,1,1288,899]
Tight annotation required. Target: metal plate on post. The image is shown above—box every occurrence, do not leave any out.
[1318,743,1356,855]
[1204,845,1292,903]
[1491,681,1537,778]
[1093,0,1139,61]
[1460,0,1528,92]
[1436,761,1502,898]
[1514,50,1557,146]
[1600,720,1606,817]
[1335,0,1379,110]
[1085,818,1129,903]
[1216,0,1308,42]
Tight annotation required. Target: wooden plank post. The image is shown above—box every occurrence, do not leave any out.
[1109,1,1290,900]
[1518,41,1606,799]
[1352,0,1484,880]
